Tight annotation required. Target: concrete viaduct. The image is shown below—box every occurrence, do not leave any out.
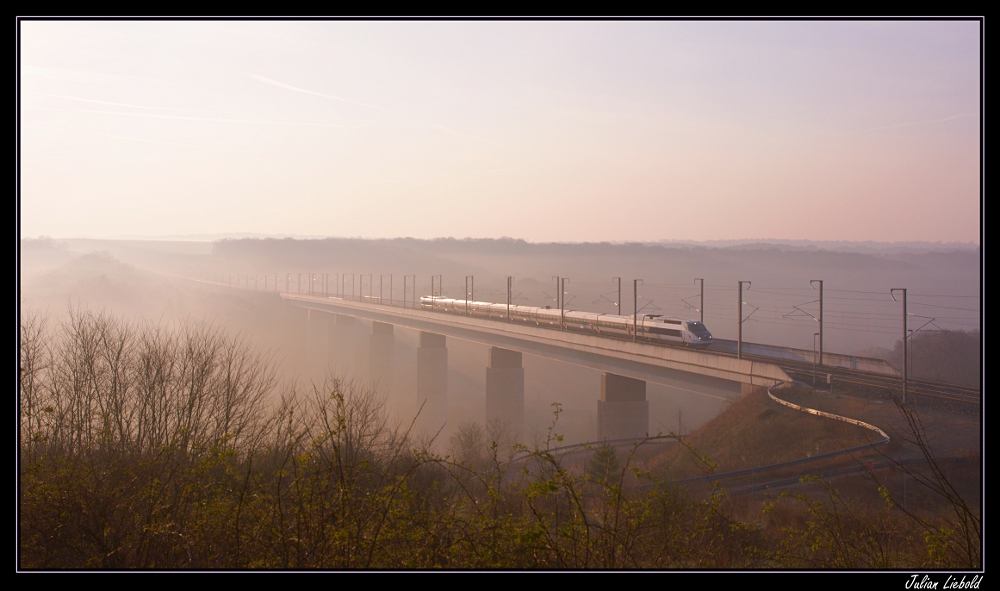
[280,292,792,440]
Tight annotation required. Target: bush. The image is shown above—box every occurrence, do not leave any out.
[19,308,981,569]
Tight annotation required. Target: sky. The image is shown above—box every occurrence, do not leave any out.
[19,19,982,243]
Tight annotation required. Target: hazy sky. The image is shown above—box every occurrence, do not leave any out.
[19,19,981,243]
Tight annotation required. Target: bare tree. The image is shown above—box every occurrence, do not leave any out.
[870,397,981,568]
[19,306,51,463]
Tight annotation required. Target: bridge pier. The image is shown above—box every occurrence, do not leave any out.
[326,314,340,368]
[416,332,448,431]
[328,313,360,371]
[598,373,648,440]
[304,308,329,381]
[370,321,395,389]
[486,347,524,433]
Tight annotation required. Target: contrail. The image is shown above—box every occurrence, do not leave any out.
[27,107,350,128]
[249,74,390,112]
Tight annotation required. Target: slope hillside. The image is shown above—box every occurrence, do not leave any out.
[649,384,878,479]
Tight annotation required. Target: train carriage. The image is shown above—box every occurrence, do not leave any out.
[419,296,713,347]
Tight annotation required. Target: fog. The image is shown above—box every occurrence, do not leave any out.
[19,236,980,446]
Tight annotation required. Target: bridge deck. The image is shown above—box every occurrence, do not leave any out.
[282,293,792,389]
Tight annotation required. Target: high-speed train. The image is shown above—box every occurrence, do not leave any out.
[419,296,714,347]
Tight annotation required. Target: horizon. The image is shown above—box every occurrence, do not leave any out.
[19,233,982,250]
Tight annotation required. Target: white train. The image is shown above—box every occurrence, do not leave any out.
[419,296,714,347]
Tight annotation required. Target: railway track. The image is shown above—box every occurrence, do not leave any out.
[766,357,980,404]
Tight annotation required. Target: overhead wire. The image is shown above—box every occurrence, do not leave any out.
[406,281,979,342]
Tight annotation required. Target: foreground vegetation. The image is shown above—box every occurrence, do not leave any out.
[19,309,980,569]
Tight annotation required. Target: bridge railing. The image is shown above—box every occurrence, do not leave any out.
[712,339,900,376]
